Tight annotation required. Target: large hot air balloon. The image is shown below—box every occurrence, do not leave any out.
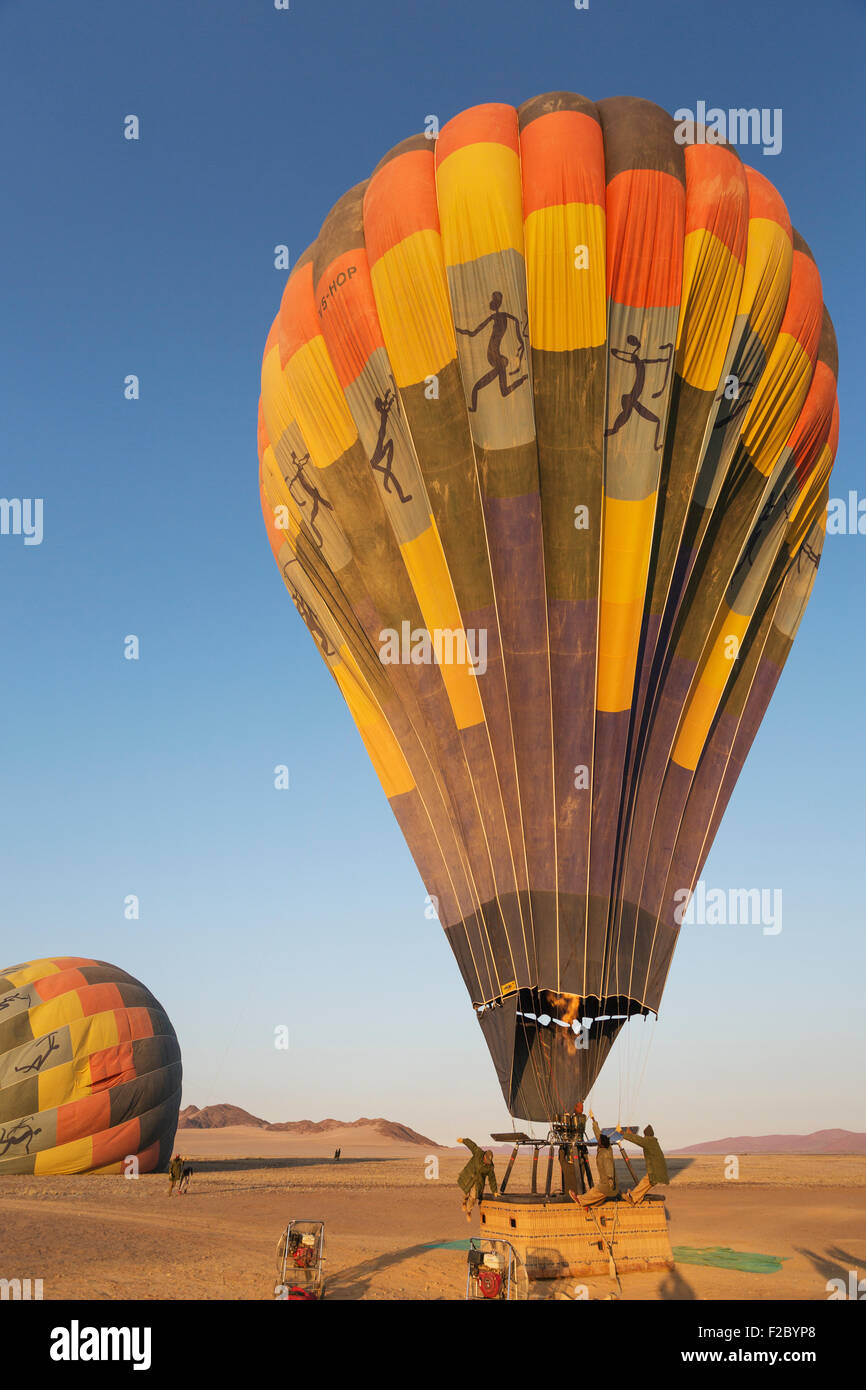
[258,95,838,1123]
[0,957,181,1173]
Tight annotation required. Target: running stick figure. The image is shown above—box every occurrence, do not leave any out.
[457,291,528,412]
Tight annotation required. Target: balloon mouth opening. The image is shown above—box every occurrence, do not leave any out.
[475,987,655,1124]
[476,986,649,1030]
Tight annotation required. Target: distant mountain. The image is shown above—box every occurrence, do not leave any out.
[177,1104,265,1130]
[177,1104,441,1147]
[674,1129,866,1155]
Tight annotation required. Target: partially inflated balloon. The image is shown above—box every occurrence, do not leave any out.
[0,957,181,1173]
[259,94,837,1121]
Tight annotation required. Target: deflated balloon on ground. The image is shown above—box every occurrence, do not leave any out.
[0,957,181,1174]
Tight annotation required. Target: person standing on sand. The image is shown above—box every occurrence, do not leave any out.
[457,1137,498,1220]
[168,1153,183,1196]
[621,1124,669,1205]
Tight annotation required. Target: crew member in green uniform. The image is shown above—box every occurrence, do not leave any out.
[168,1153,183,1196]
[621,1124,669,1204]
[571,1110,618,1206]
[457,1137,499,1220]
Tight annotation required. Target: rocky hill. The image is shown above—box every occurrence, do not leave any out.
[177,1104,440,1146]
[674,1128,866,1154]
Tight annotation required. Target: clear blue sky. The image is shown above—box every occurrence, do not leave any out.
[1,0,863,1148]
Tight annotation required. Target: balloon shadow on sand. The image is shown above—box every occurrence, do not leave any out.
[658,1264,699,1300]
[794,1243,866,1285]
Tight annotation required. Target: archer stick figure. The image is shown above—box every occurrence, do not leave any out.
[15,1032,60,1074]
[713,377,758,431]
[456,290,528,412]
[604,336,674,452]
[734,486,791,579]
[369,388,412,503]
[0,1120,42,1156]
[287,450,333,549]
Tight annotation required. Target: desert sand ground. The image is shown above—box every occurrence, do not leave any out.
[2,1131,864,1301]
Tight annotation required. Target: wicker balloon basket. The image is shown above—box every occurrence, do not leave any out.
[479,1194,673,1281]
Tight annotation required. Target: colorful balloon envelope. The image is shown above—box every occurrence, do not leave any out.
[258,94,838,1121]
[0,957,181,1173]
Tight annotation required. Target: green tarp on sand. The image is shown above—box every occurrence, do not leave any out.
[673,1246,787,1273]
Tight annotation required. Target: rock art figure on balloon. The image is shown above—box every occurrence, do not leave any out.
[370,387,413,504]
[286,449,334,549]
[605,336,674,451]
[0,1120,43,1157]
[0,990,31,1013]
[14,1031,60,1075]
[457,291,528,412]
[282,572,336,658]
